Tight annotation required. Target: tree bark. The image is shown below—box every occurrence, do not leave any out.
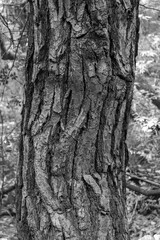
[16,0,139,239]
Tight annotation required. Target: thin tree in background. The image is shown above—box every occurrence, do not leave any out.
[16,1,140,239]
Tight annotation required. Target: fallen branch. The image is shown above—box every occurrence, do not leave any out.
[126,173,160,187]
[126,182,160,197]
[140,4,160,12]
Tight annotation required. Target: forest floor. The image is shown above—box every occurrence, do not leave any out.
[1,192,160,240]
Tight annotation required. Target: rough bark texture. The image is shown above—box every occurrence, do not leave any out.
[16,0,139,239]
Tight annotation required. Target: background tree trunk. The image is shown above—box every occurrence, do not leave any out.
[16,0,139,239]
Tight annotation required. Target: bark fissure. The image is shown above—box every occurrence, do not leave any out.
[70,139,78,200]
[96,96,108,173]
[79,55,87,115]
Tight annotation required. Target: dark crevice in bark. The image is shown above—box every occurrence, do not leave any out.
[17,200,33,240]
[45,145,53,186]
[135,11,140,58]
[30,71,46,128]
[107,165,117,189]
[126,17,133,43]
[84,107,90,130]
[82,179,98,240]
[108,32,116,76]
[62,89,72,127]
[62,228,66,240]
[75,31,89,39]
[16,128,24,222]
[61,20,72,123]
[108,8,120,76]
[24,82,34,133]
[40,114,52,133]
[78,120,87,139]
[109,97,126,193]
[73,1,79,21]
[78,56,87,115]
[84,2,92,26]
[70,139,78,202]
[24,6,34,132]
[57,21,72,66]
[37,2,50,63]
[62,51,71,93]
[94,130,100,174]
[110,100,124,163]
[26,49,34,84]
[66,140,80,234]
[129,45,134,73]
[107,170,125,240]
[51,121,62,143]
[53,0,59,14]
[123,83,133,135]
[95,97,107,173]
[49,86,56,115]
[26,136,36,192]
[25,1,34,85]
[117,73,133,82]
[38,45,49,63]
[24,135,41,233]
[120,83,133,170]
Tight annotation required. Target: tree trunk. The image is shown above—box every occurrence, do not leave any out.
[16,1,139,239]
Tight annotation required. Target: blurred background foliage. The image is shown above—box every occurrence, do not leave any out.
[0,0,160,239]
[127,0,160,239]
[0,0,26,239]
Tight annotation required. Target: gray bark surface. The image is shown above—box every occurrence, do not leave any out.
[16,1,139,239]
